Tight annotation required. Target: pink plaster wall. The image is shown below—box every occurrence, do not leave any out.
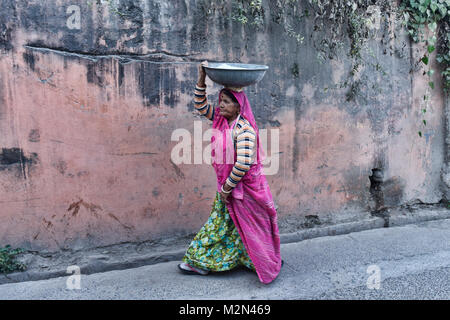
[0,1,446,252]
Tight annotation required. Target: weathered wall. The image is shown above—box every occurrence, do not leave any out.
[443,93,450,200]
[0,0,447,252]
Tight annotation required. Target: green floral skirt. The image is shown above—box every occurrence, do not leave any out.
[182,192,255,272]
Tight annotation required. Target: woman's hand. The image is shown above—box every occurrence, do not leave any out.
[219,190,231,204]
[197,60,208,87]
[219,183,232,204]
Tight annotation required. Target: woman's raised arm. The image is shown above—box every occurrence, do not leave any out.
[193,61,214,121]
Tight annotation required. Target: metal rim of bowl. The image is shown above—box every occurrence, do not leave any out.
[204,62,269,71]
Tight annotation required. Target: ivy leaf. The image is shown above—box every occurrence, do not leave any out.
[427,45,435,53]
[422,108,427,113]
[403,12,410,22]
[429,35,437,45]
[421,55,429,65]
[427,69,435,76]
[418,131,422,137]
[429,81,435,89]
[423,119,427,126]
[428,21,437,32]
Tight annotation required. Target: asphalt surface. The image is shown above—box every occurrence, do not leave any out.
[0,219,449,300]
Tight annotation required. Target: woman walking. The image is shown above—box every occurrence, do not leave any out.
[178,61,282,284]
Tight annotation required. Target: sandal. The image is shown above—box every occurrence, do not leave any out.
[178,263,209,275]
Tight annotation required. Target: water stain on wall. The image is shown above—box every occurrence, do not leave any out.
[28,129,40,142]
[0,148,38,178]
[0,81,4,120]
[0,0,16,53]
[23,51,36,71]
[67,199,102,218]
[86,61,106,87]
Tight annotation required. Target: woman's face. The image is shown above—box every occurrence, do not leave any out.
[219,92,240,120]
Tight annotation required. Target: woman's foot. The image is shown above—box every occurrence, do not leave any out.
[178,263,210,275]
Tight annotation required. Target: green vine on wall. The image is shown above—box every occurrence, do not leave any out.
[232,0,449,138]
[402,0,449,91]
[232,0,265,27]
[232,0,399,102]
[401,0,449,137]
[307,1,396,103]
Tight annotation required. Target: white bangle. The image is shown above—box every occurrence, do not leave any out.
[221,184,232,194]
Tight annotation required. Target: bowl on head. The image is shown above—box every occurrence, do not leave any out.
[203,62,269,88]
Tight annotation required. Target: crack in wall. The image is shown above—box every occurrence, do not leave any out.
[23,44,202,64]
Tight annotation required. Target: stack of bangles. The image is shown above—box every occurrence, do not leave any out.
[221,184,232,194]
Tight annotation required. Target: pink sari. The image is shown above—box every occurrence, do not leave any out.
[211,89,281,284]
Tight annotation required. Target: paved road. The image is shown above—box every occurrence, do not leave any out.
[0,219,449,299]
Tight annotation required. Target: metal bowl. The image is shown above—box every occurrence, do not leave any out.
[204,62,269,88]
